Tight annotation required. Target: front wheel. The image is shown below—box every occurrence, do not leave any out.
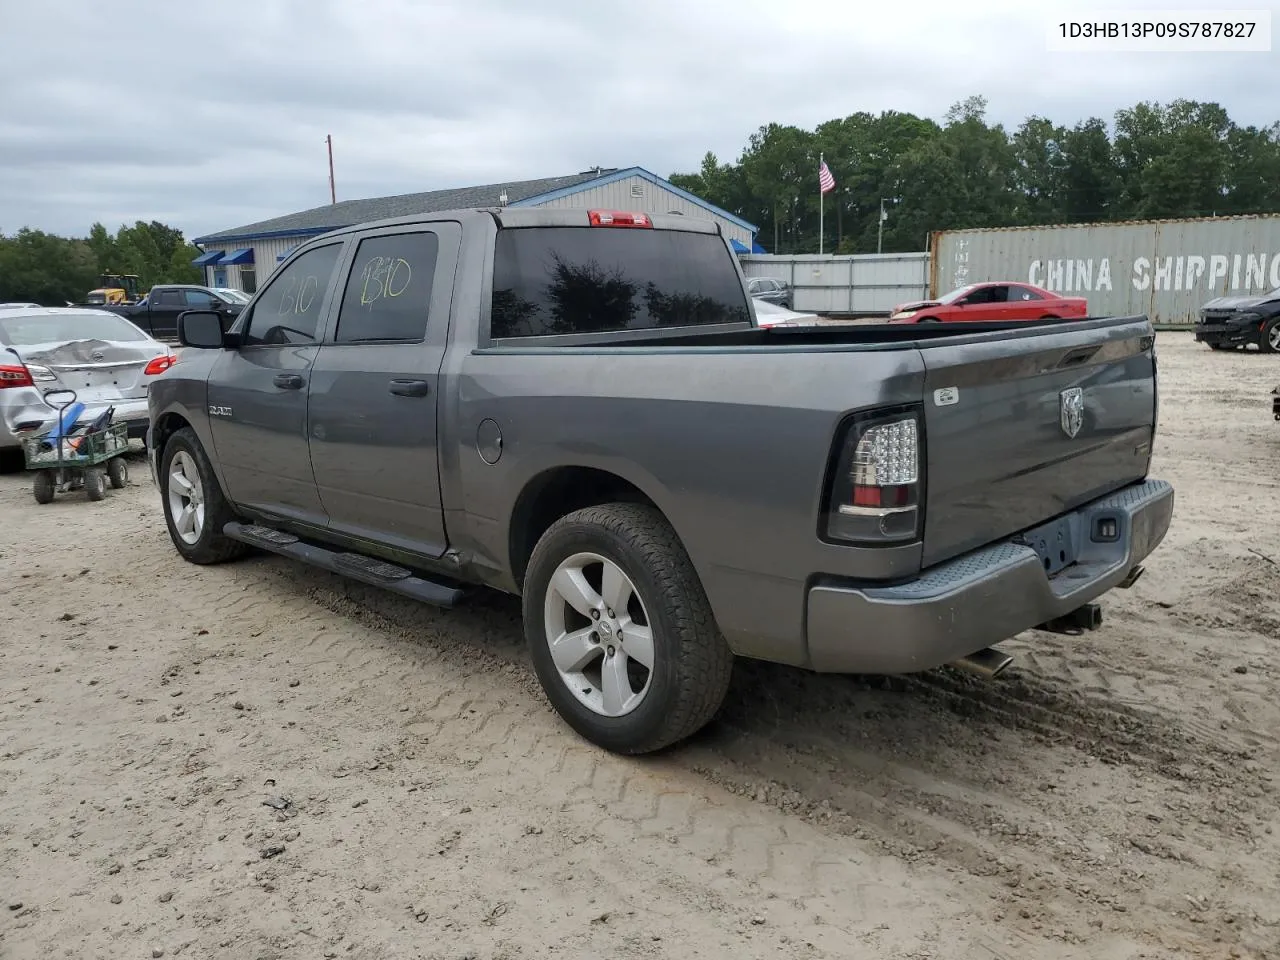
[1259,317,1280,354]
[917,316,939,323]
[32,471,55,504]
[523,502,734,755]
[107,456,128,489]
[160,427,248,564]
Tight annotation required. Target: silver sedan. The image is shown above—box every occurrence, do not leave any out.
[0,307,174,452]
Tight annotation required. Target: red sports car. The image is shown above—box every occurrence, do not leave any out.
[888,282,1088,323]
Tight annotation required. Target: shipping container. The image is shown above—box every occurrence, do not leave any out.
[737,253,929,315]
[930,214,1280,326]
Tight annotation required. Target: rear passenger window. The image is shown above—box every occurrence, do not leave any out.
[490,227,750,339]
[244,243,343,346]
[334,232,438,343]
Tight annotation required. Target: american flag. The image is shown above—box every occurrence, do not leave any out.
[818,160,835,194]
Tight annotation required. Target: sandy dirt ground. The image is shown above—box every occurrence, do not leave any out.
[2,331,1278,960]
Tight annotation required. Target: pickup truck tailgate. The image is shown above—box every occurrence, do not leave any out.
[919,320,1156,568]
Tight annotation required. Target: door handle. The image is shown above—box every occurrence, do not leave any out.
[273,373,305,390]
[1058,346,1100,368]
[389,379,430,397]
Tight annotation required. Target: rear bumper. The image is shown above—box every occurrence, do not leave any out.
[805,479,1174,674]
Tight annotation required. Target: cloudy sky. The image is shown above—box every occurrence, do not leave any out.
[2,0,1276,240]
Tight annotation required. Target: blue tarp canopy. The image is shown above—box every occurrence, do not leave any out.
[729,239,750,254]
[191,249,223,266]
[276,245,299,262]
[221,248,255,265]
[751,239,767,254]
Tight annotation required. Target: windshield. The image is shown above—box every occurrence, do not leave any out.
[215,288,251,303]
[937,285,977,305]
[0,311,148,346]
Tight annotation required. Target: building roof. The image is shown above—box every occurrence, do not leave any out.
[195,166,757,244]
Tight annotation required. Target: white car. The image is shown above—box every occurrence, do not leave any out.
[752,298,820,327]
[0,307,174,452]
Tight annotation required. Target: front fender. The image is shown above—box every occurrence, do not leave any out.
[146,354,230,498]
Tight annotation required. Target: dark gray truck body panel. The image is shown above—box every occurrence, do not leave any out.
[148,208,1172,674]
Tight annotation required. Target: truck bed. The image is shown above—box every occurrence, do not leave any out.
[460,311,1157,661]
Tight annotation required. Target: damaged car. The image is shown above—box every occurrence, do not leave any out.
[1195,288,1280,352]
[0,307,175,452]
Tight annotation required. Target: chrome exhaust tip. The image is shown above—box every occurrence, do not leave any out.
[950,647,1014,679]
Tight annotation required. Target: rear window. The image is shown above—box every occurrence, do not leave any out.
[489,227,750,339]
[0,311,147,346]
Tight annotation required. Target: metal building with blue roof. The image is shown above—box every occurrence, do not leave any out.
[192,166,759,293]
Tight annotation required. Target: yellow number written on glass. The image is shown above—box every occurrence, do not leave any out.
[359,256,412,307]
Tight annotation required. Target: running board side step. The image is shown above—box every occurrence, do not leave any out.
[223,522,466,608]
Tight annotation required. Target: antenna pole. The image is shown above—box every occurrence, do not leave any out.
[327,135,336,204]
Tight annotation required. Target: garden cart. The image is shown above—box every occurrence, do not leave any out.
[21,389,130,504]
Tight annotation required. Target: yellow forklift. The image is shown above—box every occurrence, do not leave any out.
[85,273,143,306]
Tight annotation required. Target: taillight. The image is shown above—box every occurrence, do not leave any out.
[824,407,923,544]
[0,364,34,389]
[588,210,652,228]
[144,353,176,376]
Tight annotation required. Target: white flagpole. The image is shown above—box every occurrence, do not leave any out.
[819,153,824,255]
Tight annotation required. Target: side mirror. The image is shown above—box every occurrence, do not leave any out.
[177,310,228,348]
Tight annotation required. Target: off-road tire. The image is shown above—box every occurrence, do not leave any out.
[107,456,128,489]
[160,427,248,565]
[32,471,55,504]
[523,502,734,755]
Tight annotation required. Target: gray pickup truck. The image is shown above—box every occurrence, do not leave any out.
[146,207,1173,755]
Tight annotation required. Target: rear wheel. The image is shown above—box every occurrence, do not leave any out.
[1040,314,1060,320]
[523,502,734,755]
[107,456,128,489]
[160,427,248,564]
[1259,317,1280,354]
